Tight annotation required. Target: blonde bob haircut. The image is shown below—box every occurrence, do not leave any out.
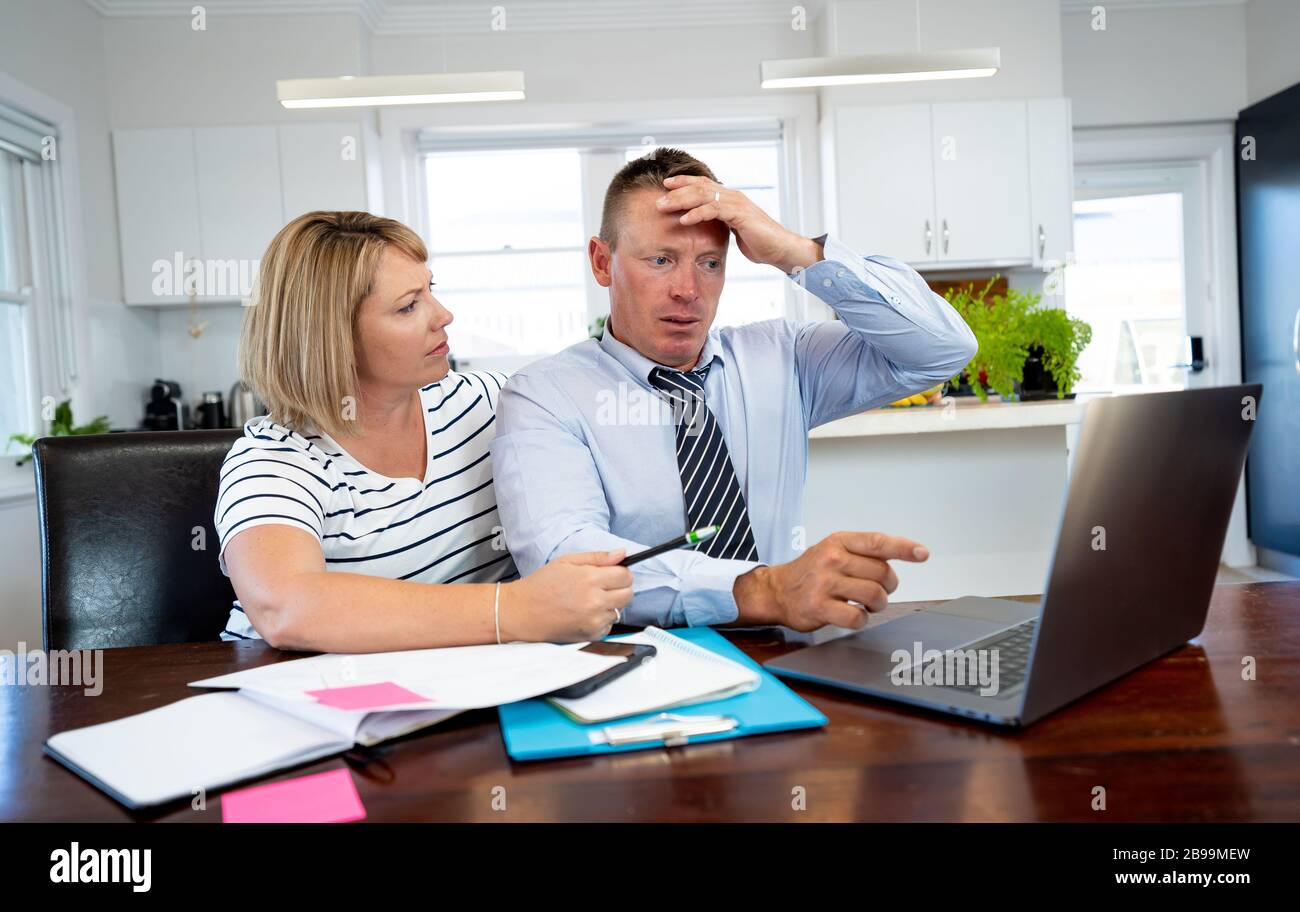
[239,210,429,439]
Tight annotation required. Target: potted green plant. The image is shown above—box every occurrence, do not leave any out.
[943,277,1030,401]
[942,277,1092,402]
[6,399,110,466]
[1017,308,1093,400]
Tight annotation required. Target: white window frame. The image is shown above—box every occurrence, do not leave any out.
[1072,162,1210,391]
[1071,121,1250,568]
[0,75,91,505]
[378,94,826,373]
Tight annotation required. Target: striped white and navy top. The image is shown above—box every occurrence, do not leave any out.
[214,370,518,641]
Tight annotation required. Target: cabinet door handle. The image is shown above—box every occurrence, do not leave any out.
[1038,224,1046,260]
[942,219,950,255]
[924,220,932,255]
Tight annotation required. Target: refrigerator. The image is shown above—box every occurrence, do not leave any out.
[1237,82,1300,573]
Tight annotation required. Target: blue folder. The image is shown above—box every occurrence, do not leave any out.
[498,626,827,761]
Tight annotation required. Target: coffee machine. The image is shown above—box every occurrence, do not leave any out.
[196,391,227,429]
[142,379,190,431]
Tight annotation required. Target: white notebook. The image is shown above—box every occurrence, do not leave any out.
[45,690,458,809]
[46,642,623,809]
[547,627,761,724]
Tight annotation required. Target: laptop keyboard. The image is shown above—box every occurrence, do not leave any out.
[935,617,1038,695]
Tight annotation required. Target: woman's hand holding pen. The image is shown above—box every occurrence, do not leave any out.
[502,551,634,643]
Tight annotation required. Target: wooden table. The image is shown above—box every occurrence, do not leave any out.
[3,582,1297,822]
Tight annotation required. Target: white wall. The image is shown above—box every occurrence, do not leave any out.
[0,499,40,649]
[0,0,159,432]
[101,11,374,413]
[1244,0,1300,106]
[370,21,816,102]
[1062,2,1248,127]
[102,12,368,127]
[0,0,155,648]
[818,0,1064,104]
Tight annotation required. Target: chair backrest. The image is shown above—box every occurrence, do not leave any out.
[33,429,242,650]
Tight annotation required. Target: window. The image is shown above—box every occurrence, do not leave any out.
[1067,156,1215,396]
[0,96,77,486]
[425,147,588,361]
[0,147,35,449]
[421,127,788,368]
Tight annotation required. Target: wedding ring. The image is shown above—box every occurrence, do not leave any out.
[714,190,720,202]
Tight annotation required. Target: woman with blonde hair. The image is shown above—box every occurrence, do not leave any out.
[215,211,632,652]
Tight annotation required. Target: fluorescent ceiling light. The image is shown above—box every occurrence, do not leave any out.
[760,48,1000,89]
[277,71,525,109]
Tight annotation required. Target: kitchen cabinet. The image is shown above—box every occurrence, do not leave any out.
[278,122,368,219]
[822,98,1074,271]
[111,128,204,305]
[931,100,1031,263]
[823,103,936,264]
[113,121,371,304]
[193,126,282,297]
[1027,97,1075,269]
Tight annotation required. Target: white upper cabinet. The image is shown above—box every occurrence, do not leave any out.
[1026,98,1075,269]
[822,98,1073,271]
[113,121,370,304]
[193,126,283,281]
[826,104,937,264]
[278,122,368,221]
[931,100,1031,264]
[112,128,204,304]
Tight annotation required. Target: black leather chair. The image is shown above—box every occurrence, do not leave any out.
[33,429,242,650]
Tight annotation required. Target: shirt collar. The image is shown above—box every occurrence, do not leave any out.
[598,316,725,386]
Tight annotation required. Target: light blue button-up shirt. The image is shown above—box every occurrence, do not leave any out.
[489,235,978,627]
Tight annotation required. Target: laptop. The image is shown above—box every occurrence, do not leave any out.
[765,384,1263,726]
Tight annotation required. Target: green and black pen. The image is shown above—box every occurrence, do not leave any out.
[619,525,719,567]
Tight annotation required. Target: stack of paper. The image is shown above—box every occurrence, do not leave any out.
[548,627,761,723]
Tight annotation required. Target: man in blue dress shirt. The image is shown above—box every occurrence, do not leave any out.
[490,148,978,632]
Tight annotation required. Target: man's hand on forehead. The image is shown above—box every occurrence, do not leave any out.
[655,174,822,275]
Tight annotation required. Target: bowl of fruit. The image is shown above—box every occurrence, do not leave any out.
[884,384,945,408]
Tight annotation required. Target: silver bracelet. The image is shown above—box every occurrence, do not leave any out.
[494,581,502,645]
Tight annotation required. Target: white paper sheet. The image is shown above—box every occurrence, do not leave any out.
[548,627,760,724]
[189,641,624,710]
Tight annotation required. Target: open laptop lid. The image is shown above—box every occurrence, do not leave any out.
[1018,384,1262,725]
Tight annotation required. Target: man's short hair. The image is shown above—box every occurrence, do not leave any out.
[598,147,719,250]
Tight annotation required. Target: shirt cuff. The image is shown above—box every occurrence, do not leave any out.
[672,557,758,627]
[790,234,905,309]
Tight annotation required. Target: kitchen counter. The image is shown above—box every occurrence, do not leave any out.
[810,397,1085,439]
[803,396,1093,604]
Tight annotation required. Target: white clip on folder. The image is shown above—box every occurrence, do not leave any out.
[595,712,740,747]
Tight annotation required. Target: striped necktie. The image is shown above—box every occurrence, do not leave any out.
[648,364,759,562]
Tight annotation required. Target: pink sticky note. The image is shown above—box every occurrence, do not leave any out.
[305,681,432,711]
[222,768,366,824]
